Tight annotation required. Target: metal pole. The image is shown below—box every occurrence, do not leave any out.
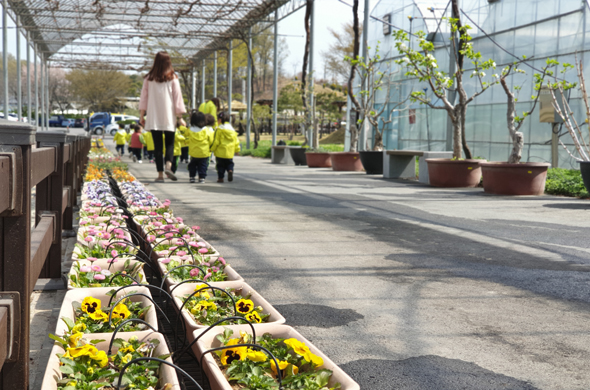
[16,16,22,121]
[360,0,370,151]
[213,51,218,97]
[272,9,279,147]
[246,27,252,149]
[40,59,45,130]
[228,41,232,115]
[45,61,49,130]
[26,32,31,124]
[308,0,315,146]
[201,59,206,105]
[191,67,196,110]
[34,46,38,126]
[552,123,559,168]
[345,96,352,151]
[3,0,8,119]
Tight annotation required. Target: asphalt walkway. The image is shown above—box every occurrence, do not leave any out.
[122,143,590,390]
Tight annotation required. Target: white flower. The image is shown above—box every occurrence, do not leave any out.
[432,63,438,68]
[492,62,496,68]
[426,54,435,61]
[480,72,486,77]
[493,74,499,78]
[402,57,411,64]
[472,70,478,75]
[400,43,408,51]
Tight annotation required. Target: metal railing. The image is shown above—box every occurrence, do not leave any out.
[0,121,90,389]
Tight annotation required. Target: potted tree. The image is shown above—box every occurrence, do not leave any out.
[345,46,408,174]
[479,60,554,195]
[394,13,496,187]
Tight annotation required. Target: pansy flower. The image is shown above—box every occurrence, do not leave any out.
[236,299,254,314]
[245,311,262,323]
[81,297,101,314]
[111,303,131,320]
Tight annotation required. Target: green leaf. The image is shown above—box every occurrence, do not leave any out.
[61,317,75,331]
[49,333,67,345]
[90,339,106,344]
[59,365,74,375]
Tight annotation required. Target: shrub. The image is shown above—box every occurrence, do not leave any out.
[545,168,589,198]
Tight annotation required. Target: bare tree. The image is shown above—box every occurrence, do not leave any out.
[346,0,362,152]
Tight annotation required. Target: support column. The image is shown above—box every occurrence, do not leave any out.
[45,62,49,131]
[308,0,315,147]
[228,42,232,115]
[359,0,370,151]
[34,47,38,126]
[191,67,196,110]
[272,10,279,147]
[201,59,206,105]
[214,51,218,97]
[26,32,31,124]
[3,0,8,118]
[16,16,22,121]
[40,59,45,130]
[345,96,352,151]
[246,28,252,149]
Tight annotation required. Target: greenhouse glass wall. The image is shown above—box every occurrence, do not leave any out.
[365,0,590,168]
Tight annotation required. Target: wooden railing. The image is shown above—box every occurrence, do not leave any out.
[0,121,90,389]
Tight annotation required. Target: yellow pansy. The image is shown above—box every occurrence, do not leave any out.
[284,338,310,356]
[119,342,135,354]
[81,297,101,314]
[121,353,133,365]
[190,300,217,315]
[303,351,324,367]
[87,367,94,375]
[220,338,247,365]
[236,299,254,314]
[72,323,87,333]
[68,332,84,348]
[112,303,131,320]
[245,311,262,323]
[67,344,99,358]
[246,349,267,362]
[88,309,108,322]
[270,360,289,376]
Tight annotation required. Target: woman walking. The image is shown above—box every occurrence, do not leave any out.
[139,51,186,182]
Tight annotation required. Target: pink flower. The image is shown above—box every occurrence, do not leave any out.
[177,250,187,256]
[189,241,198,247]
[197,242,207,247]
[91,265,101,272]
[99,223,107,227]
[158,250,169,256]
[107,258,118,264]
[153,222,162,227]
[149,212,157,216]
[180,256,189,261]
[87,257,97,262]
[84,236,94,242]
[165,233,173,239]
[122,215,128,219]
[192,226,200,230]
[91,214,98,219]
[93,274,106,280]
[218,257,226,265]
[211,266,219,272]
[202,262,210,267]
[111,250,118,258]
[175,239,184,246]
[169,246,178,251]
[79,266,91,273]
[99,240,109,248]
[203,273,212,281]
[87,230,97,236]
[198,248,208,254]
[80,220,88,226]
[182,234,190,240]
[147,235,155,243]
[189,268,200,277]
[160,258,171,264]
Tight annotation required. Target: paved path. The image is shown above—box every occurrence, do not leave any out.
[123,145,590,390]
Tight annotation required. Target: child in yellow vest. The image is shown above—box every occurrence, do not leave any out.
[211,112,240,183]
[169,126,186,174]
[113,123,127,156]
[142,128,155,163]
[187,112,215,183]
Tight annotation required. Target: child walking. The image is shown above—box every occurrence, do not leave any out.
[142,128,155,163]
[170,125,186,174]
[211,112,240,183]
[187,112,214,183]
[113,124,127,156]
[129,125,144,163]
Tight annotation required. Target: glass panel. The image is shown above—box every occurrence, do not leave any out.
[534,19,559,58]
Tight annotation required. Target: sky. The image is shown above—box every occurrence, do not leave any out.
[2,0,375,78]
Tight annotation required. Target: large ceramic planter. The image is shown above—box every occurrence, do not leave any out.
[67,259,147,290]
[289,147,308,166]
[193,324,360,390]
[41,332,180,390]
[359,151,383,175]
[480,162,551,195]
[330,152,364,172]
[426,159,483,188]
[579,161,590,193]
[54,286,158,338]
[305,152,332,168]
[158,261,243,291]
[172,281,286,332]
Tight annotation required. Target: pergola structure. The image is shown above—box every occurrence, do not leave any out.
[2,0,310,147]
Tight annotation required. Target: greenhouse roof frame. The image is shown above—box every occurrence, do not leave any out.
[6,0,306,70]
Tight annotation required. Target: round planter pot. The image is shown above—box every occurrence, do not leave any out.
[579,161,590,193]
[305,152,332,168]
[359,151,383,175]
[330,152,364,172]
[426,159,483,188]
[289,147,308,166]
[480,162,551,195]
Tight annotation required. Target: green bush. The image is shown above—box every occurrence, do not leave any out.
[240,141,343,159]
[545,168,589,198]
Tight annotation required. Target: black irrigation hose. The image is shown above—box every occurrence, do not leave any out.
[107,319,159,355]
[174,316,257,364]
[115,357,203,390]
[168,277,210,296]
[108,284,174,306]
[106,272,141,286]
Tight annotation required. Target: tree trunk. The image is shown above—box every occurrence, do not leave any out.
[347,0,361,152]
[452,107,462,159]
[373,130,384,151]
[460,104,473,159]
[509,132,524,163]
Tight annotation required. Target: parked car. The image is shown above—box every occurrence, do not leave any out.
[0,113,18,122]
[61,119,76,127]
[49,115,66,127]
[74,118,86,128]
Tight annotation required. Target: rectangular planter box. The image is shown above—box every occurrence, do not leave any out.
[158,261,243,292]
[41,332,180,390]
[77,227,133,247]
[54,286,158,338]
[67,259,147,290]
[172,281,286,332]
[193,324,360,390]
